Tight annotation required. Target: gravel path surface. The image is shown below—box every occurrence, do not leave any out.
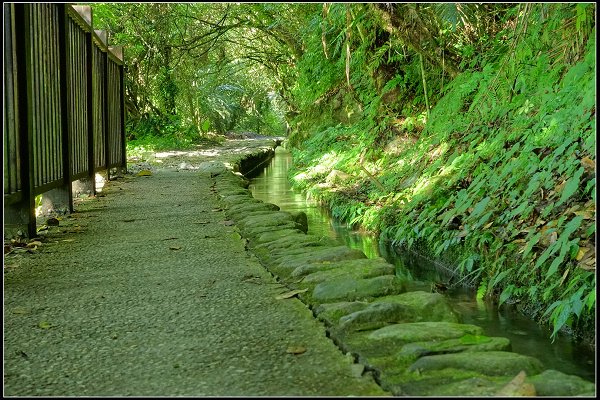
[3,142,387,396]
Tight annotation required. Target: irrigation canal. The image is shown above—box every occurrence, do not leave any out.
[248,146,595,383]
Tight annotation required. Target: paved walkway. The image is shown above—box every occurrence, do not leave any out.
[3,141,387,396]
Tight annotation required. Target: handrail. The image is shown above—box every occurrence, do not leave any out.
[3,3,127,238]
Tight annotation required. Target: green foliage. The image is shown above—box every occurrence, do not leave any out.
[286,3,596,341]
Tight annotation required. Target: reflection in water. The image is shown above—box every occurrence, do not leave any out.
[249,147,595,383]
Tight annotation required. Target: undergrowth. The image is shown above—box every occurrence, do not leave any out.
[287,4,596,341]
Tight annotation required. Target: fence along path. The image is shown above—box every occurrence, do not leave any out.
[3,3,126,239]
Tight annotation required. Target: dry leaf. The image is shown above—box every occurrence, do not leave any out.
[169,246,182,251]
[12,307,30,315]
[275,288,308,300]
[581,156,595,172]
[573,210,595,220]
[495,371,536,396]
[286,346,307,355]
[27,241,42,248]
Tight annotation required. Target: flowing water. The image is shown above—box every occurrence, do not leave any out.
[249,146,595,383]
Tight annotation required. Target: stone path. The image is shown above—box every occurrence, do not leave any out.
[3,139,385,396]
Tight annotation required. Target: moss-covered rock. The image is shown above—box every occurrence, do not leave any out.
[313,301,370,327]
[243,222,303,239]
[337,302,413,333]
[528,369,596,396]
[289,257,393,279]
[368,322,483,345]
[299,260,395,286]
[226,202,280,219]
[310,275,407,304]
[221,194,261,206]
[271,246,367,278]
[254,229,306,245]
[399,335,511,357]
[237,211,295,228]
[408,350,544,376]
[372,291,460,323]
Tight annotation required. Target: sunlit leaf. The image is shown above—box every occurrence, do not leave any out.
[286,346,307,355]
[137,169,153,176]
[38,321,53,329]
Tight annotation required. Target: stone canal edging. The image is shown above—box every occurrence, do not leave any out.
[201,140,595,397]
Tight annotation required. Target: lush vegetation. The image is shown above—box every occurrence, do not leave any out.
[91,3,596,342]
[92,3,294,152]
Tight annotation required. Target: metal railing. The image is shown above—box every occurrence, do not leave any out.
[3,3,126,238]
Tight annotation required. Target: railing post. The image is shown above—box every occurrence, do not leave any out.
[110,45,127,176]
[41,3,73,215]
[70,5,96,197]
[120,58,127,174]
[98,30,111,180]
[3,3,36,238]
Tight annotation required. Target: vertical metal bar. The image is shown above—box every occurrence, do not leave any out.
[103,42,110,178]
[31,5,39,188]
[16,3,36,236]
[86,21,96,193]
[47,5,55,184]
[57,3,73,212]
[119,62,127,173]
[43,5,50,185]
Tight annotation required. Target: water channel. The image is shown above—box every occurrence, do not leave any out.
[248,146,595,383]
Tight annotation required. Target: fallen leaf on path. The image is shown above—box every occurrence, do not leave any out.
[275,288,308,300]
[162,237,178,241]
[194,221,210,225]
[286,346,307,355]
[12,307,31,315]
[169,246,182,251]
[137,170,152,176]
[211,208,224,212]
[27,241,42,248]
[38,321,54,329]
[123,219,136,223]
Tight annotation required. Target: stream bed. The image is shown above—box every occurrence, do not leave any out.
[249,146,595,383]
